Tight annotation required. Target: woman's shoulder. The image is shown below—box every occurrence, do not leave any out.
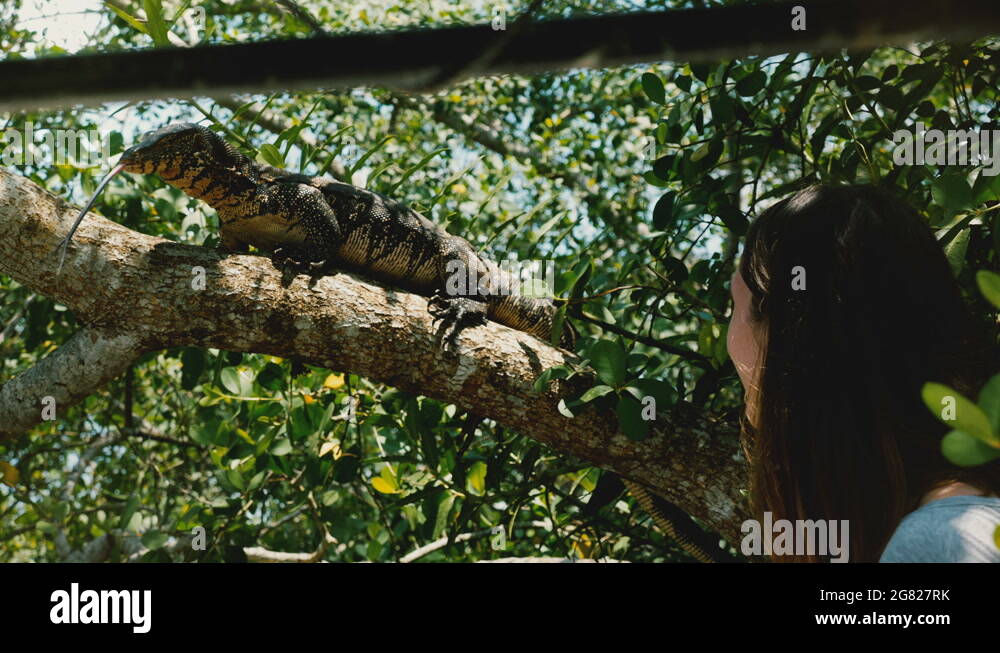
[879,495,1000,563]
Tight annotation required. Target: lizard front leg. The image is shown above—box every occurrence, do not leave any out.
[216,231,249,255]
[255,182,342,277]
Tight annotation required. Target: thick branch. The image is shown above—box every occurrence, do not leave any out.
[4,0,1000,111]
[0,167,748,542]
[0,327,141,438]
[244,533,335,563]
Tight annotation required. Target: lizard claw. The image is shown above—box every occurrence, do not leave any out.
[428,295,488,351]
[271,247,308,275]
[272,248,328,280]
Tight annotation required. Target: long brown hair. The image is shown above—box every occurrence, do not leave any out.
[738,183,1000,562]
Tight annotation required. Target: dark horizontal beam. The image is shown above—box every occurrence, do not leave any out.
[1,0,999,112]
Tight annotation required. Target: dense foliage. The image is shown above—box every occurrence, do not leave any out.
[1,0,997,561]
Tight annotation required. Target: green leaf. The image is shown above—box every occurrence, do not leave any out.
[713,326,730,367]
[709,94,735,123]
[105,1,149,35]
[256,362,285,392]
[220,367,242,395]
[673,71,692,92]
[143,0,170,46]
[652,191,675,230]
[432,493,456,540]
[932,175,973,213]
[877,85,905,112]
[372,477,398,494]
[697,324,714,356]
[109,131,124,155]
[568,260,593,300]
[270,438,293,456]
[978,373,1000,433]
[972,169,1000,203]
[943,228,969,276]
[625,378,676,409]
[735,70,766,96]
[152,197,177,223]
[533,365,568,393]
[976,270,1000,309]
[258,143,286,168]
[661,256,688,283]
[652,155,675,181]
[226,468,244,491]
[467,461,487,495]
[590,340,627,388]
[626,352,649,370]
[232,367,255,395]
[0,461,19,488]
[641,72,666,105]
[388,147,449,194]
[557,398,584,418]
[643,170,670,187]
[333,453,360,483]
[119,494,139,530]
[616,396,649,441]
[141,531,170,551]
[180,347,206,390]
[347,135,394,179]
[579,385,615,403]
[853,75,881,91]
[247,470,267,492]
[716,206,748,235]
[921,382,997,445]
[528,213,562,246]
[941,430,1000,467]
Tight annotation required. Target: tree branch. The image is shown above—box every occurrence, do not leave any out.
[0,326,142,437]
[393,93,592,193]
[212,96,349,182]
[244,533,336,563]
[477,556,625,563]
[0,167,748,543]
[4,0,1000,111]
[274,0,328,36]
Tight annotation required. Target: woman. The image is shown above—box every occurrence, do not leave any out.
[726,183,1000,562]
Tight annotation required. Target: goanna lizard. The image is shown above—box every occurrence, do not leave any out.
[57,123,567,348]
[55,122,733,563]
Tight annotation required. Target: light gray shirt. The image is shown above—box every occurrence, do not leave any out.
[879,495,1000,563]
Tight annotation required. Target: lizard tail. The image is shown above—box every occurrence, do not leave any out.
[621,478,737,563]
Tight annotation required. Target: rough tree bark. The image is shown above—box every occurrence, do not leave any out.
[0,167,748,543]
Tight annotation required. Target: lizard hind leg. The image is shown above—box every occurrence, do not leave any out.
[270,243,330,286]
[428,240,496,350]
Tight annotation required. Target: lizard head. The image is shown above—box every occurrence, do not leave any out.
[54,123,242,274]
[119,122,237,178]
